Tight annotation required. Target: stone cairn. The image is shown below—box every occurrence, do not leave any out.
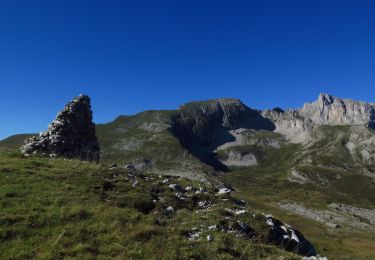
[21,94,100,162]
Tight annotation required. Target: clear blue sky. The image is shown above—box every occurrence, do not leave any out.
[1,0,375,140]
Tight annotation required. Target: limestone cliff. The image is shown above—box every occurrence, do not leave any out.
[263,93,375,143]
[300,93,375,127]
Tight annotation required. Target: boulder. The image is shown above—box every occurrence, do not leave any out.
[168,183,184,193]
[265,215,316,256]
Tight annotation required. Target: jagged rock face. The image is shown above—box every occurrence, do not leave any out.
[169,99,275,171]
[262,109,312,143]
[21,95,100,162]
[171,98,274,146]
[263,94,375,143]
[265,215,316,256]
[171,99,248,145]
[300,93,375,127]
[218,150,257,167]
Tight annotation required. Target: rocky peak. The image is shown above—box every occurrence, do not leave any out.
[21,94,100,162]
[170,98,275,171]
[178,98,252,130]
[317,93,335,106]
[300,93,375,127]
[262,93,375,143]
[172,98,273,145]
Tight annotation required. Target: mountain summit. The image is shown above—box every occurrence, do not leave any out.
[300,93,375,127]
[262,93,375,143]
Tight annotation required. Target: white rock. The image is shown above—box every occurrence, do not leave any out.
[303,257,328,260]
[263,93,375,144]
[266,219,274,227]
[188,232,200,240]
[208,225,217,230]
[176,192,186,200]
[216,188,231,195]
[169,183,183,192]
[198,201,210,208]
[325,222,340,228]
[280,225,288,233]
[290,231,300,243]
[234,209,246,215]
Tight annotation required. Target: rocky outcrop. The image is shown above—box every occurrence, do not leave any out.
[172,98,276,145]
[173,99,254,145]
[218,150,257,167]
[21,95,100,162]
[278,201,375,231]
[300,93,375,128]
[170,98,275,170]
[265,214,316,256]
[262,109,312,143]
[169,94,375,169]
[263,93,375,143]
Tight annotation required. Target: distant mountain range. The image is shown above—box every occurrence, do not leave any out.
[2,93,375,183]
[1,93,375,258]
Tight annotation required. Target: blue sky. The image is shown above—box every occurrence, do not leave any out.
[1,0,375,139]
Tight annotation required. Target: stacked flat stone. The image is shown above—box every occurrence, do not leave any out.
[21,94,100,162]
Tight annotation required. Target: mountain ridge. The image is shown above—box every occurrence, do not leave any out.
[2,93,375,189]
[1,93,375,258]
[2,93,375,175]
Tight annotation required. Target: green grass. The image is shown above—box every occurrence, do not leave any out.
[221,173,375,259]
[0,110,204,172]
[219,127,375,259]
[2,119,375,258]
[95,110,212,173]
[304,125,354,168]
[0,151,303,259]
[239,129,285,142]
[219,141,300,179]
[0,134,34,151]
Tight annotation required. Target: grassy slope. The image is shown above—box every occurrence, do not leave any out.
[0,134,34,152]
[0,151,301,259]
[220,126,375,259]
[0,111,212,177]
[2,121,375,258]
[95,111,214,177]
